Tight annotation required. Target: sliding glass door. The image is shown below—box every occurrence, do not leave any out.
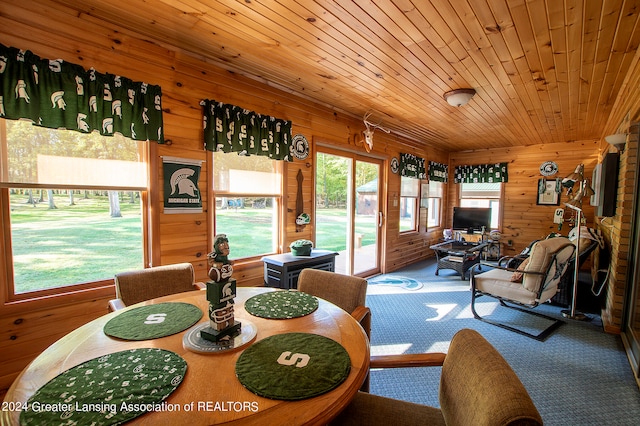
[353,159,381,274]
[623,143,640,379]
[315,149,382,276]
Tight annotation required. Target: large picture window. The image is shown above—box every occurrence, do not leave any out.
[427,181,444,228]
[459,182,502,229]
[0,120,148,300]
[212,152,282,259]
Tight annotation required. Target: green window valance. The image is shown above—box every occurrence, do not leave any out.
[0,43,164,142]
[428,161,448,182]
[399,153,426,179]
[454,162,508,183]
[201,99,292,161]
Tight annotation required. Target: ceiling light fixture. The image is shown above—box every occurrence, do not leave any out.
[605,133,626,152]
[443,88,476,107]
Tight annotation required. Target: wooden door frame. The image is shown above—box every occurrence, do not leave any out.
[313,143,386,277]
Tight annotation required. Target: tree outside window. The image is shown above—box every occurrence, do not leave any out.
[212,151,282,259]
[1,120,147,298]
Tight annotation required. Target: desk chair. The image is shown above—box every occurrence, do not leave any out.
[108,263,205,311]
[470,237,575,341]
[331,328,542,426]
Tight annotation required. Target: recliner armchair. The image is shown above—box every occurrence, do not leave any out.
[470,237,576,341]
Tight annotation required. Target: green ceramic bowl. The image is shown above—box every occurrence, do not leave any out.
[290,240,313,256]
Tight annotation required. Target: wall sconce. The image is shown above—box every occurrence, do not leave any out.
[443,88,476,107]
[605,133,626,152]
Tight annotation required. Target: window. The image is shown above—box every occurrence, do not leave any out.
[1,119,148,300]
[399,176,419,232]
[427,181,444,228]
[459,182,501,229]
[212,152,282,259]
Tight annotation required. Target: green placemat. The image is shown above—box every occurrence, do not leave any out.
[244,291,318,319]
[104,302,202,340]
[236,333,351,400]
[20,348,187,426]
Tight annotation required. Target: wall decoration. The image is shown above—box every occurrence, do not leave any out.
[162,156,203,213]
[539,161,558,176]
[536,178,560,205]
[295,169,306,232]
[390,157,399,174]
[292,134,309,160]
[360,110,390,152]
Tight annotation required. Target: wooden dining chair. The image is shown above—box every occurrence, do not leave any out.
[108,262,205,311]
[331,328,542,426]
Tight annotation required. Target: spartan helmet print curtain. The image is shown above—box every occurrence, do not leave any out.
[428,160,448,182]
[399,153,427,179]
[201,99,292,161]
[454,162,509,183]
[0,43,164,143]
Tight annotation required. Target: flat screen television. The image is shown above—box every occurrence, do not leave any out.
[452,207,491,232]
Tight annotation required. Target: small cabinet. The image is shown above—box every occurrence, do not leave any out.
[262,250,338,289]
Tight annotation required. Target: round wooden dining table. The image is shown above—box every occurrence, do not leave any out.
[1,287,370,425]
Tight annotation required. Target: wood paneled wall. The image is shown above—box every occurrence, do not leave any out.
[0,2,444,389]
[2,0,638,392]
[449,142,600,256]
[592,49,640,333]
[595,122,639,333]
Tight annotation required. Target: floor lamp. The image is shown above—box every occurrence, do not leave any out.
[560,166,592,321]
[561,203,588,320]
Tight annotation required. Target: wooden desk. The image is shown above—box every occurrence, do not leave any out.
[1,287,369,425]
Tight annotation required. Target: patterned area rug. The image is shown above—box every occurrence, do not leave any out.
[367,275,423,291]
[367,258,640,425]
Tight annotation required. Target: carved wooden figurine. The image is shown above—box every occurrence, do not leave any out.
[202,234,241,342]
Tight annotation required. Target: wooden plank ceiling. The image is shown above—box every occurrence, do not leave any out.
[47,0,640,152]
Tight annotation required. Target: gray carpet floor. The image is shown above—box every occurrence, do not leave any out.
[366,259,640,425]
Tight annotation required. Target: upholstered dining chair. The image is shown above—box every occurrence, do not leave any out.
[297,268,372,390]
[470,237,576,341]
[108,262,205,311]
[297,268,370,337]
[331,328,543,426]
